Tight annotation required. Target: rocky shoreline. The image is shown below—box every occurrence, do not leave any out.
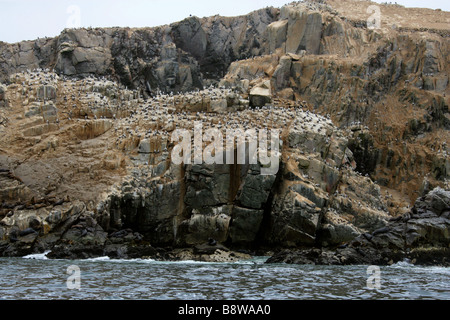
[1,187,448,266]
[267,187,450,267]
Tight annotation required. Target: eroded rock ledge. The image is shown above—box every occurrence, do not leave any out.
[267,187,450,266]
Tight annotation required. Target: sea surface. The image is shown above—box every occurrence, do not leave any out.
[0,253,449,300]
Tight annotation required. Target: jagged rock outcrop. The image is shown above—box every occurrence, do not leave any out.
[0,6,280,93]
[263,109,390,248]
[267,187,450,266]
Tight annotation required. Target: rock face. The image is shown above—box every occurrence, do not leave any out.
[0,0,448,263]
[0,72,394,259]
[0,84,6,107]
[281,8,323,55]
[267,187,450,266]
[0,6,280,92]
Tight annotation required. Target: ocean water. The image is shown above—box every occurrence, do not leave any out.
[0,253,448,300]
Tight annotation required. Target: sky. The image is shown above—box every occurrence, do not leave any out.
[0,0,448,44]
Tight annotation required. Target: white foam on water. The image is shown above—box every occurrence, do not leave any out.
[20,253,268,266]
[96,258,263,265]
[86,256,111,262]
[146,259,222,265]
[22,251,51,260]
[390,259,415,268]
[85,257,156,264]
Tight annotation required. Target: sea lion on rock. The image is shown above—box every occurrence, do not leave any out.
[110,229,128,238]
[19,228,37,237]
[52,199,65,207]
[362,233,373,241]
[194,242,229,255]
[372,227,390,236]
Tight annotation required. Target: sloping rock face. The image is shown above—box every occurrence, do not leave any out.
[263,109,390,248]
[0,0,448,262]
[0,7,279,93]
[218,2,449,205]
[267,187,450,266]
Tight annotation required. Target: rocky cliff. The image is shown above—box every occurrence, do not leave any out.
[0,0,448,264]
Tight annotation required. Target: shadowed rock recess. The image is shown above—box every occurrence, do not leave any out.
[0,0,448,265]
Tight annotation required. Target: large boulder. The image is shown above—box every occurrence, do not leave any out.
[249,81,272,107]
